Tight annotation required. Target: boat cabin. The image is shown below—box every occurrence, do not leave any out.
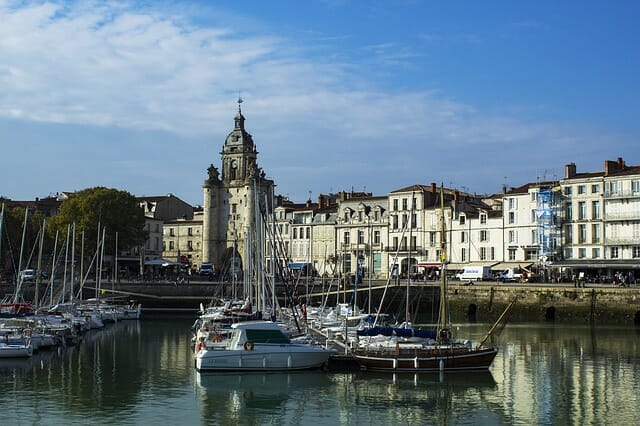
[228,321,291,349]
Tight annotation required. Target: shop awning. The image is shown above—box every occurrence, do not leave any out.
[548,260,640,269]
[416,263,441,269]
[447,262,499,270]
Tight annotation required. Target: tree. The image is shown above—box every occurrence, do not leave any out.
[0,204,47,275]
[50,187,147,256]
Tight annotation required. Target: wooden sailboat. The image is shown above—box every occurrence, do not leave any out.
[353,187,510,372]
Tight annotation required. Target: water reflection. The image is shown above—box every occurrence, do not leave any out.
[492,323,640,425]
[194,370,497,425]
[1,318,639,425]
[196,371,333,423]
[0,317,195,424]
[342,371,499,425]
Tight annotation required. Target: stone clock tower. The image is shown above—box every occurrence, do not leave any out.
[202,100,274,273]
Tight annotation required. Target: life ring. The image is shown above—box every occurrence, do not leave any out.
[243,341,254,351]
[195,341,206,352]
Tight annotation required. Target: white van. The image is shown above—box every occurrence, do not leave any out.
[496,268,523,283]
[455,266,492,282]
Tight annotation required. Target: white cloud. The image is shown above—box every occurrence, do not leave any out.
[0,1,634,203]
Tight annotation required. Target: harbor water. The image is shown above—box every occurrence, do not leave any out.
[1,314,639,425]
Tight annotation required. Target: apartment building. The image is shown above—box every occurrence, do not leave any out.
[162,211,203,268]
[335,193,388,280]
[555,157,639,281]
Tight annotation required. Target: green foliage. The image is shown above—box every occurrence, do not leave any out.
[0,205,47,271]
[51,187,147,254]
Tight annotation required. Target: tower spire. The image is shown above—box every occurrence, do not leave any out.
[234,96,245,130]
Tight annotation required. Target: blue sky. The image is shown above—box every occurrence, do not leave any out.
[1,0,638,205]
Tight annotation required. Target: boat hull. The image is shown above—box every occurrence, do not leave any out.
[353,347,498,372]
[195,344,334,372]
[0,344,33,358]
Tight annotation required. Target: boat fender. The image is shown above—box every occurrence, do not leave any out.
[244,341,254,351]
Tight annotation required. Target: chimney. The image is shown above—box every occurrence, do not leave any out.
[564,163,576,179]
[431,182,436,193]
[605,157,626,176]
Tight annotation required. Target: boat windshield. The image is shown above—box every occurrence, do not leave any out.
[245,329,290,344]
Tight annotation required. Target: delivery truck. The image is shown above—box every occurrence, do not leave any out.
[455,266,493,282]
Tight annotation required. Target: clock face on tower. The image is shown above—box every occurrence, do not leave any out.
[231,160,237,169]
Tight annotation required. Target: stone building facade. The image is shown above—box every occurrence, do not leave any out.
[556,157,640,280]
[201,101,274,273]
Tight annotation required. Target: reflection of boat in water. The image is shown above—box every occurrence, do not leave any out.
[196,370,333,393]
[0,345,61,370]
[353,370,497,389]
[349,370,498,416]
[196,371,334,419]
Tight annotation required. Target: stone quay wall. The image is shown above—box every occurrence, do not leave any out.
[446,284,640,325]
[3,280,640,324]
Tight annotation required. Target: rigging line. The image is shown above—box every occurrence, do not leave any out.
[0,217,19,276]
[371,203,412,327]
[259,207,301,328]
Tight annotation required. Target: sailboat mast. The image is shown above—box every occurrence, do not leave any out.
[98,226,106,298]
[71,223,76,301]
[439,186,449,334]
[13,208,29,303]
[406,192,415,323]
[49,230,59,307]
[62,224,70,303]
[35,218,46,308]
[0,203,4,267]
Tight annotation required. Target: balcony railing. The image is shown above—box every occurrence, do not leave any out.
[604,212,640,221]
[384,246,424,253]
[604,189,640,199]
[340,243,386,252]
[604,237,640,245]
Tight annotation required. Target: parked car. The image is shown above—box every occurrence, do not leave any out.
[19,269,37,281]
[495,268,524,283]
[198,263,216,279]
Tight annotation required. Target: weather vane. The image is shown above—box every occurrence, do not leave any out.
[237,93,243,112]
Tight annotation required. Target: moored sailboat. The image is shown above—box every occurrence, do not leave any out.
[353,187,511,372]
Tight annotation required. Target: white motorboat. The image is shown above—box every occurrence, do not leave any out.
[194,321,335,372]
[0,332,33,358]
